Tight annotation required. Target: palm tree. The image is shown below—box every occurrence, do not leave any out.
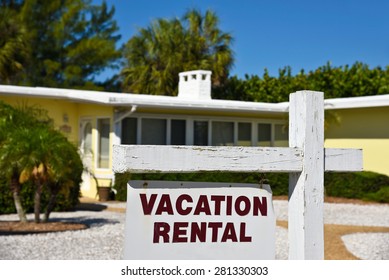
[12,126,83,223]
[183,9,234,86]
[121,9,234,96]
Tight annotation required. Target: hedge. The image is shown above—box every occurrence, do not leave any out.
[113,171,389,203]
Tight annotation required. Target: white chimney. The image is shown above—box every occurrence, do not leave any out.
[178,70,212,100]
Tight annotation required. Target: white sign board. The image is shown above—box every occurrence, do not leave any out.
[123,181,275,260]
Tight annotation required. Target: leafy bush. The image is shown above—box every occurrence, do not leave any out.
[114,171,389,203]
[364,187,389,203]
[0,178,80,214]
[324,171,389,202]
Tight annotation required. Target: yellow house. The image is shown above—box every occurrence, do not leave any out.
[1,70,388,198]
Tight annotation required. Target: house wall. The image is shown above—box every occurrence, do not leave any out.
[325,107,389,176]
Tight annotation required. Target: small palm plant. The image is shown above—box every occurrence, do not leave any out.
[0,101,82,223]
[8,126,82,223]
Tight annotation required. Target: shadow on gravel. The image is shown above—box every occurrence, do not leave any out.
[49,216,120,228]
[74,203,108,212]
[0,216,121,236]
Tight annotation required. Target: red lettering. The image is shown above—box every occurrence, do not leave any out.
[193,195,211,215]
[172,222,188,243]
[226,196,232,215]
[221,222,238,242]
[235,196,250,216]
[253,196,267,216]
[153,222,170,243]
[176,194,193,215]
[155,194,174,215]
[208,222,223,242]
[139,193,157,215]
[239,223,252,242]
[210,195,225,215]
[153,222,253,244]
[190,222,206,242]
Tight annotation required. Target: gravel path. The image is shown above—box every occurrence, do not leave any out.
[1,200,388,260]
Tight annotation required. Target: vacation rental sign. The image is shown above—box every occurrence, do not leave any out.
[123,181,275,260]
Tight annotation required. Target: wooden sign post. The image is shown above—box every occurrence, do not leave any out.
[113,91,363,260]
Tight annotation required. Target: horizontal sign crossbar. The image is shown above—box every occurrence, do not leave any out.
[324,148,363,172]
[113,145,362,174]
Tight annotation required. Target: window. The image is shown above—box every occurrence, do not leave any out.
[171,119,186,145]
[141,118,166,145]
[122,117,137,144]
[82,121,92,154]
[258,123,271,146]
[97,118,110,169]
[194,121,208,146]
[238,122,251,146]
[212,121,234,146]
[119,114,286,148]
[274,124,288,147]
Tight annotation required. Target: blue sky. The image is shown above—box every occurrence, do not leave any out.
[93,0,389,79]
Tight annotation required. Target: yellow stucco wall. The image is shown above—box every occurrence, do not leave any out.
[325,107,389,176]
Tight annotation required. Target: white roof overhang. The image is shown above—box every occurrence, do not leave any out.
[0,85,288,115]
[1,85,389,113]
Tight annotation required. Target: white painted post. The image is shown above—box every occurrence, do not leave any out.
[289,91,324,260]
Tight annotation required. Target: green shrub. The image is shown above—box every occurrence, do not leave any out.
[114,171,389,203]
[364,186,389,203]
[0,177,80,215]
[0,177,15,213]
[114,172,289,201]
[324,171,389,202]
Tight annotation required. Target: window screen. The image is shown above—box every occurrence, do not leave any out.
[141,118,166,145]
[258,123,271,146]
[212,121,234,146]
[122,117,137,144]
[171,119,186,145]
[194,121,208,146]
[238,122,251,146]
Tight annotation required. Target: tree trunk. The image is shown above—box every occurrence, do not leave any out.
[10,174,27,223]
[34,183,42,223]
[43,184,59,222]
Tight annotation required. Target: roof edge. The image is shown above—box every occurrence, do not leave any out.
[1,84,389,112]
